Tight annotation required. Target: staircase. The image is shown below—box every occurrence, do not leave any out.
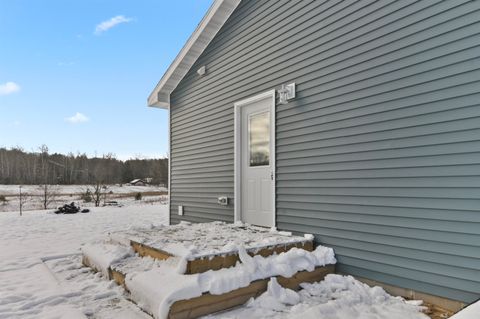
[81,222,336,319]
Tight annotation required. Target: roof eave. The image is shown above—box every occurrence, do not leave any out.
[147,0,241,109]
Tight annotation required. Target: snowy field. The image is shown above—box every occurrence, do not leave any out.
[0,203,430,319]
[0,203,168,319]
[0,184,167,212]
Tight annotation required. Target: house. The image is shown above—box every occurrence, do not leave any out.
[129,179,147,186]
[148,0,480,312]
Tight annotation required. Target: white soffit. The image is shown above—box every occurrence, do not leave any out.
[148,0,242,109]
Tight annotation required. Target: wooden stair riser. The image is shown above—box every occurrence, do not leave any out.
[129,240,313,274]
[107,264,334,319]
[131,241,172,260]
[168,265,335,319]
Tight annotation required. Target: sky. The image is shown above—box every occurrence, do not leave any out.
[0,0,213,160]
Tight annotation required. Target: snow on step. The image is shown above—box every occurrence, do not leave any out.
[109,221,315,274]
[110,221,313,261]
[81,242,134,278]
[125,245,336,319]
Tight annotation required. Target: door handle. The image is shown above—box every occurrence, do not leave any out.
[271,171,274,180]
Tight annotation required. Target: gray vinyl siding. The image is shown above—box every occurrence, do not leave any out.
[169,0,480,303]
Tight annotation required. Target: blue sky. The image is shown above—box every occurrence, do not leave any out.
[0,0,212,160]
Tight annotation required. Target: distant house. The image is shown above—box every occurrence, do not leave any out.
[129,179,147,186]
[148,0,480,310]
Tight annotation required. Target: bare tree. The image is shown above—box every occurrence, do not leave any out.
[102,185,110,206]
[90,182,106,207]
[38,184,59,210]
[18,186,30,216]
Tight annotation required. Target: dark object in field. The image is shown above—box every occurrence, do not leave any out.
[81,209,90,213]
[104,201,119,206]
[54,202,81,214]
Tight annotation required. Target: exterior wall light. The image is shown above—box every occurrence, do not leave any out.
[278,83,296,105]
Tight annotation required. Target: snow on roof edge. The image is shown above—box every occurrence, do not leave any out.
[147,0,242,109]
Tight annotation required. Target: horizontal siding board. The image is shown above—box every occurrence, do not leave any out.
[276,82,480,123]
[173,166,234,176]
[278,194,480,212]
[173,0,442,106]
[277,202,480,223]
[317,237,480,271]
[174,0,363,100]
[276,215,480,246]
[276,209,480,234]
[278,152,480,171]
[276,187,480,200]
[338,264,479,303]
[337,256,480,294]
[171,213,232,225]
[276,78,480,128]
[276,140,480,163]
[276,222,480,260]
[172,1,475,112]
[173,134,233,153]
[277,130,480,158]
[172,144,233,158]
[277,164,480,180]
[277,99,480,141]
[170,201,233,213]
[333,247,480,285]
[173,179,233,186]
[277,125,480,156]
[277,176,480,189]
[171,151,233,164]
[169,0,480,302]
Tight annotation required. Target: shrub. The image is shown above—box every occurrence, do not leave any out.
[135,192,142,201]
[81,189,93,203]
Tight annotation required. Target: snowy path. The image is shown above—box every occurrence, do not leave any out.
[0,205,168,319]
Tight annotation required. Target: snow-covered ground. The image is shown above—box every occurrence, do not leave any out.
[0,203,168,319]
[204,274,429,319]
[0,184,167,196]
[0,184,167,212]
[0,202,430,319]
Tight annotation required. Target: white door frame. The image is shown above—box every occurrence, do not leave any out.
[234,90,276,227]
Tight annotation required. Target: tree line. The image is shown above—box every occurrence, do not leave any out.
[0,146,168,186]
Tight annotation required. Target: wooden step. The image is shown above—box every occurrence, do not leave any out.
[130,239,314,274]
[107,256,334,319]
[83,241,335,319]
[169,265,335,319]
[109,221,315,274]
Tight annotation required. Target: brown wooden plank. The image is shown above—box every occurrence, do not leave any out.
[277,264,335,291]
[170,280,268,319]
[110,268,127,288]
[186,241,313,274]
[421,302,455,319]
[130,241,173,260]
[168,264,335,319]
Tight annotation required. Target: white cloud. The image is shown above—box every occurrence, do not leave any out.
[0,82,20,96]
[57,61,75,67]
[66,112,89,124]
[95,15,133,35]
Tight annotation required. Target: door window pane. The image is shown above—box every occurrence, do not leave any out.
[249,111,270,167]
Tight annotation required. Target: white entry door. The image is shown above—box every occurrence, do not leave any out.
[235,91,275,227]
